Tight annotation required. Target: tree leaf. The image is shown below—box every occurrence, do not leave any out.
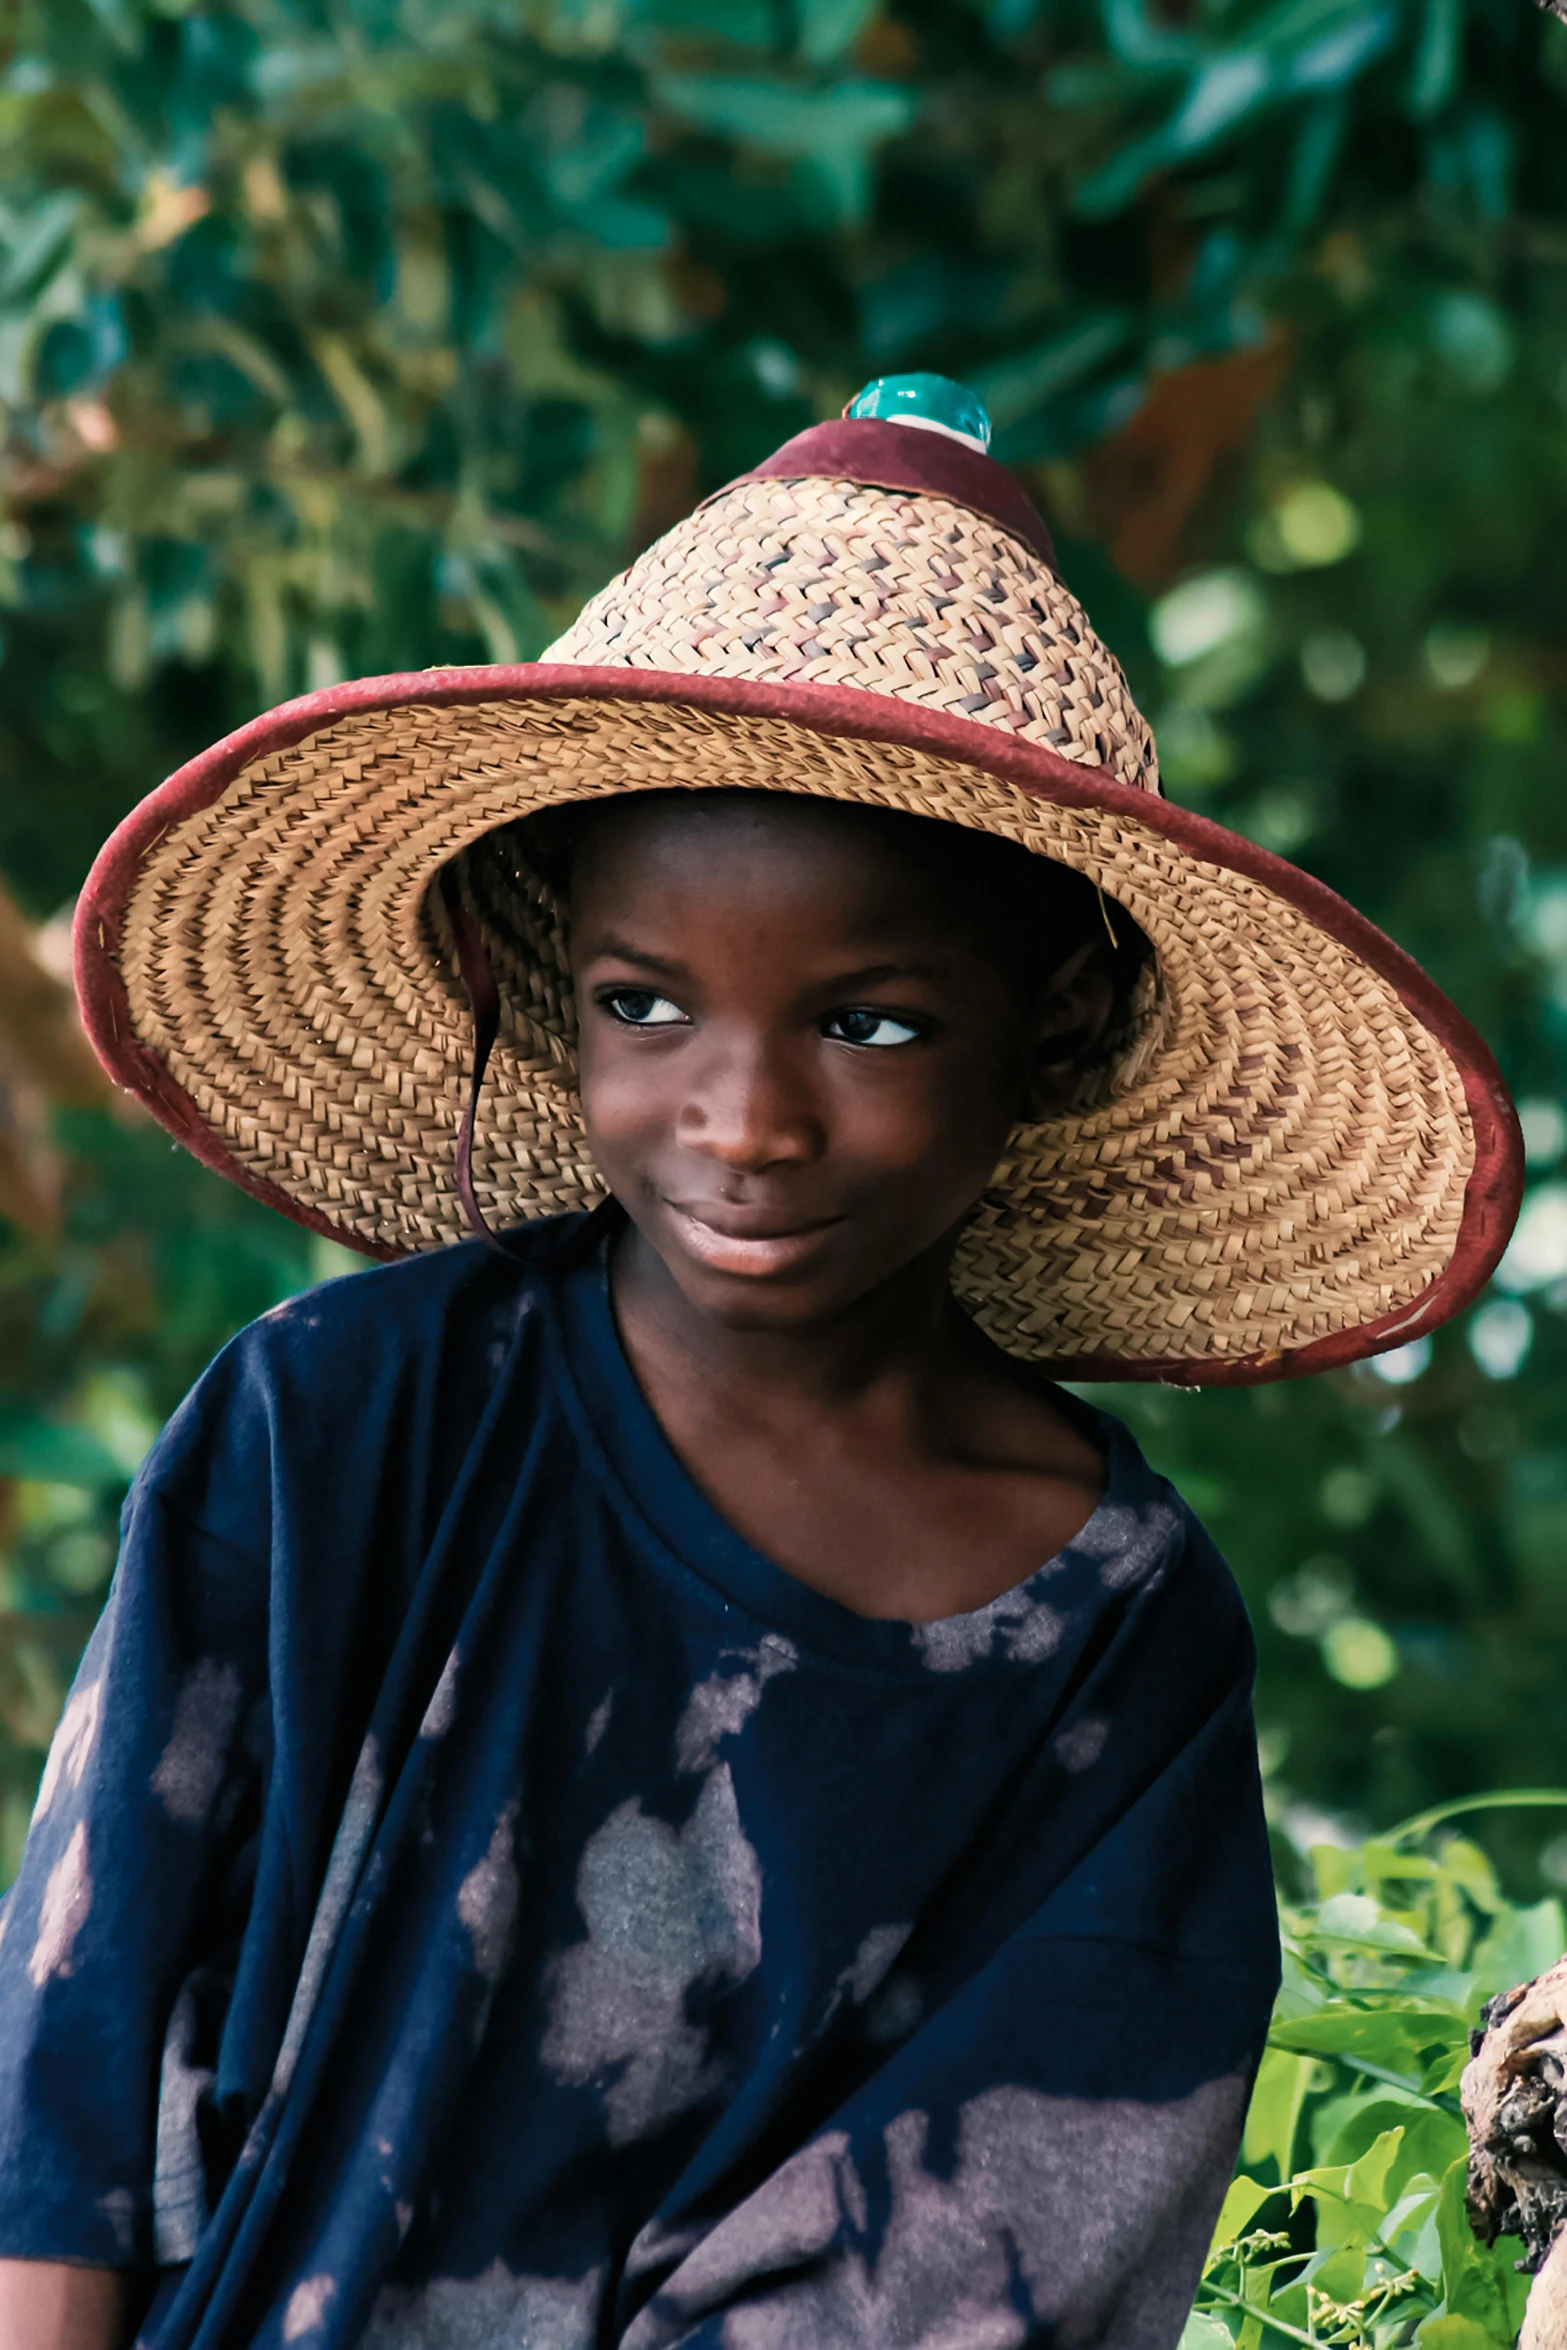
[651,74,915,155]
[1433,2155,1532,2340]
[1415,2320,1506,2350]
[1270,2004,1467,2082]
[1211,2172,1276,2250]
[1180,2316,1238,2349]
[1242,2047,1313,2177]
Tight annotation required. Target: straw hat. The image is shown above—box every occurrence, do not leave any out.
[73,376,1521,1383]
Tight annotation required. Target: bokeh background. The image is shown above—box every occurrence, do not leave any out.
[2,0,1566,1889]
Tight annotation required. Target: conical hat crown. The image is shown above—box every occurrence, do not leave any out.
[545,403,1157,791]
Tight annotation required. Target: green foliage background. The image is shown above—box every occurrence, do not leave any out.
[4,0,1567,1863]
[1190,1807,1564,2348]
[1,0,1567,2329]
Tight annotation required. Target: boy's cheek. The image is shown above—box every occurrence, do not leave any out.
[577,1054,666,1152]
[837,1061,1018,1188]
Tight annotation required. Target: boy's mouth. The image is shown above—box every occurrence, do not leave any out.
[664,1203,844,1277]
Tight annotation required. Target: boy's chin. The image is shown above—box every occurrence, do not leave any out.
[679,1279,853,1334]
[642,1221,950,1338]
[659,1249,858,1332]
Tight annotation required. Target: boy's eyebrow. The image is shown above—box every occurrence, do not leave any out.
[579,938,693,978]
[824,960,946,991]
[583,941,948,992]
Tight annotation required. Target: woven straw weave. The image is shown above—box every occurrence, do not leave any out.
[546,474,1158,791]
[116,686,1473,1368]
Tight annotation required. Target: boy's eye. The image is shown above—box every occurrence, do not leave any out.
[600,988,687,1028]
[823,1008,925,1048]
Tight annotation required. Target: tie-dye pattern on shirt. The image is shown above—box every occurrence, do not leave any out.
[0,1215,1278,2350]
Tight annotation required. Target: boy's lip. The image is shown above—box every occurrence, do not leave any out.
[665,1202,843,1277]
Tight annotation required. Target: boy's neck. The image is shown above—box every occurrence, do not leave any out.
[601,1218,1106,1624]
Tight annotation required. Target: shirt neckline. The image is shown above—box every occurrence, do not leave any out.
[546,1228,1168,1677]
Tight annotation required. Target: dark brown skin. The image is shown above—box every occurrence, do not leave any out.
[573,792,1112,1622]
[0,2260,133,2349]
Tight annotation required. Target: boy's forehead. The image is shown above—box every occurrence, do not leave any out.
[584,787,887,849]
[574,800,966,941]
[575,789,954,896]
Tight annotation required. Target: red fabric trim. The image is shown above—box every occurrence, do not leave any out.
[734,418,1058,570]
[74,662,1524,1377]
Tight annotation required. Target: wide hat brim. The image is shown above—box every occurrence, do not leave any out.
[73,657,1520,1385]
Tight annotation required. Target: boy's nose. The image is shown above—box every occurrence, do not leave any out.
[675,1034,822,1171]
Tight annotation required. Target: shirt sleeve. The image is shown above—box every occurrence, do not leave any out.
[0,1476,269,2269]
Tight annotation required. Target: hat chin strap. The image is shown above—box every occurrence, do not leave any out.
[439,864,519,1258]
[437,865,622,1267]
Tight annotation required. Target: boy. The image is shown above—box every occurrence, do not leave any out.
[0,376,1519,2347]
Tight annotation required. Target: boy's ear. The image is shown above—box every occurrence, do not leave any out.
[1021,940,1116,1114]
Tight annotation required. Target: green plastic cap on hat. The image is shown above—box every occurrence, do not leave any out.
[843,373,992,454]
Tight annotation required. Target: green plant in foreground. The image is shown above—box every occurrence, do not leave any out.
[1187,1798,1567,2349]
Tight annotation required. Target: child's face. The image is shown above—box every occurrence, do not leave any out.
[569,793,1097,1331]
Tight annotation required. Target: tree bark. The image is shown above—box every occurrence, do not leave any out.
[1522,2233,1567,2350]
[1462,1953,1567,2346]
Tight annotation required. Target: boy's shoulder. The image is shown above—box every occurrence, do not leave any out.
[141,1214,587,1524]
[246,1217,565,1360]
[234,1216,578,1381]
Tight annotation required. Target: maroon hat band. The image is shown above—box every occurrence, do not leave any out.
[734,417,1057,571]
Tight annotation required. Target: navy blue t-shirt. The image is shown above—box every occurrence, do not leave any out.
[0,1215,1278,2349]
